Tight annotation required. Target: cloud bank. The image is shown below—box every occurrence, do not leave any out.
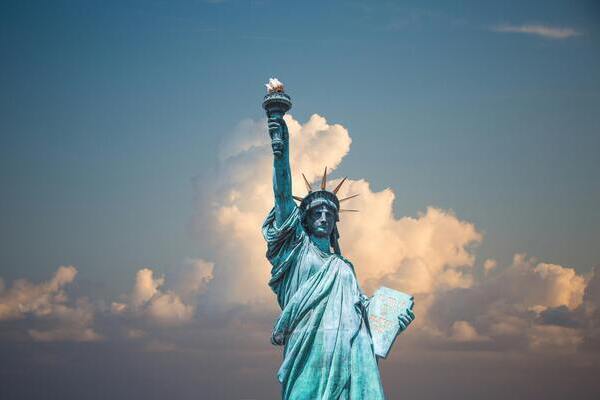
[1,113,597,360]
[188,112,598,357]
[1,112,599,399]
[192,113,484,311]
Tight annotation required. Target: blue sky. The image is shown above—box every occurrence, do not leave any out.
[1,1,599,398]
[1,1,599,290]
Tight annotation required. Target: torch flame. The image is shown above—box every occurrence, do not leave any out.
[265,77,285,93]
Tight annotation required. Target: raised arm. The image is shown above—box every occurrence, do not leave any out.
[268,116,295,226]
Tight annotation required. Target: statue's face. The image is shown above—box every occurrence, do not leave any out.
[307,205,336,238]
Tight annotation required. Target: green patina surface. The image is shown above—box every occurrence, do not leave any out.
[263,207,385,399]
[262,82,413,399]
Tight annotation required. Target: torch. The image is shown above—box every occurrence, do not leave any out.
[263,78,292,158]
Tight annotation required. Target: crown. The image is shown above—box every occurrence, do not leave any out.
[293,167,359,215]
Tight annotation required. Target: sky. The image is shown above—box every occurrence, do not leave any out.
[1,1,599,399]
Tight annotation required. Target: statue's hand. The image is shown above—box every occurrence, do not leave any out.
[268,116,288,159]
[397,308,415,333]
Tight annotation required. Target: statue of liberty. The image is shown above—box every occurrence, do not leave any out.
[261,78,415,400]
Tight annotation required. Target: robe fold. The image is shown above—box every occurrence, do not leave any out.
[263,206,386,400]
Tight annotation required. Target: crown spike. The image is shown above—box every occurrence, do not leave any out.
[320,167,328,190]
[339,209,359,213]
[293,196,304,202]
[332,177,348,194]
[339,193,359,202]
[301,173,313,193]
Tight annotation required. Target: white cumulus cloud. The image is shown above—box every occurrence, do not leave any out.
[113,259,214,326]
[192,113,352,305]
[188,112,597,356]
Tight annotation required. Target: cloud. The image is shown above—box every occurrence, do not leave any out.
[192,113,351,305]
[192,113,484,311]
[145,290,194,325]
[528,325,583,353]
[112,259,214,326]
[491,24,581,39]
[449,320,490,343]
[337,190,482,295]
[0,266,101,342]
[579,267,600,352]
[3,111,596,361]
[0,266,77,321]
[483,258,497,275]
[2,111,600,398]
[28,298,101,342]
[131,268,163,309]
[501,254,585,310]
[173,258,215,303]
[426,254,589,353]
[190,112,600,358]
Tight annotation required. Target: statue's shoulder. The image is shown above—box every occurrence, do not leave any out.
[336,254,356,270]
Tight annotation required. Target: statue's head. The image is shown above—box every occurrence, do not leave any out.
[307,204,336,238]
[296,168,358,255]
[301,192,339,238]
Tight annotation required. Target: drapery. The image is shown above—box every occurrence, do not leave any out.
[263,207,385,400]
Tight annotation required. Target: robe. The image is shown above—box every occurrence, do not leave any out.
[263,206,386,400]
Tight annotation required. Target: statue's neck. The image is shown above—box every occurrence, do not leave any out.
[310,235,331,254]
